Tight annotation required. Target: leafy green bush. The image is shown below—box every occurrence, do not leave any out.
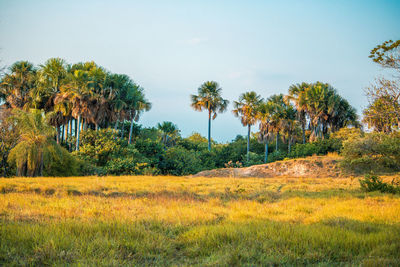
[288,138,342,158]
[44,147,84,177]
[268,150,287,162]
[75,129,154,175]
[160,146,203,175]
[242,152,264,166]
[359,174,400,194]
[341,132,400,174]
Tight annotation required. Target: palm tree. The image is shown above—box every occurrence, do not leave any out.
[157,121,180,148]
[281,102,297,153]
[8,109,61,177]
[257,101,274,163]
[304,82,330,141]
[233,91,263,162]
[191,81,229,151]
[304,82,358,141]
[59,67,92,150]
[0,61,36,110]
[287,82,310,144]
[267,94,286,151]
[35,58,69,144]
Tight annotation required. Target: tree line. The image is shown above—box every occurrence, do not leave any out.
[1,39,399,177]
[0,59,151,151]
[191,81,358,162]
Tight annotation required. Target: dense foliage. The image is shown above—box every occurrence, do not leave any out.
[2,40,399,177]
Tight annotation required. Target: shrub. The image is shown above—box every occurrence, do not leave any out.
[288,138,342,158]
[359,174,400,194]
[242,152,264,166]
[268,150,287,162]
[160,146,203,175]
[44,147,83,176]
[75,129,156,175]
[341,132,400,174]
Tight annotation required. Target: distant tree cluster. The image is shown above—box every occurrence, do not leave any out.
[3,38,398,177]
[191,80,358,163]
[0,58,151,176]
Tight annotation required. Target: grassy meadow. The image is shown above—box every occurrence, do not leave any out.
[1,175,400,266]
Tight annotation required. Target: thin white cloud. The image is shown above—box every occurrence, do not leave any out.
[185,37,208,45]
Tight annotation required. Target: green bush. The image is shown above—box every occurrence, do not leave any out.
[288,138,342,158]
[44,147,83,177]
[242,152,264,166]
[160,146,203,175]
[75,129,155,175]
[359,174,400,194]
[341,132,400,174]
[268,150,287,162]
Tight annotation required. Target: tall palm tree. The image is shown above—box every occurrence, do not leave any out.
[0,61,36,110]
[35,58,69,143]
[233,91,263,162]
[257,101,274,163]
[267,94,286,151]
[281,102,297,153]
[191,81,229,151]
[304,82,330,141]
[8,109,61,177]
[59,67,92,150]
[287,82,310,144]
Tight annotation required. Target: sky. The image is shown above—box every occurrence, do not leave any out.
[0,0,399,142]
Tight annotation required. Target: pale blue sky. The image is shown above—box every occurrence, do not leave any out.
[1,0,399,142]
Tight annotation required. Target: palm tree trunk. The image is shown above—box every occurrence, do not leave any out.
[247,124,251,162]
[288,135,292,153]
[61,124,64,143]
[75,119,78,137]
[76,115,81,151]
[208,110,211,151]
[56,126,61,144]
[68,119,72,152]
[302,123,306,144]
[264,142,268,163]
[276,132,279,151]
[128,117,134,145]
[64,123,68,143]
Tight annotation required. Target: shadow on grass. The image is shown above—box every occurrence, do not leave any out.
[1,217,399,266]
[1,184,397,203]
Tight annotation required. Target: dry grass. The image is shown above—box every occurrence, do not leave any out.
[1,175,400,266]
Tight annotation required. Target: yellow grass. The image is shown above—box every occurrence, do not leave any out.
[1,175,399,224]
[1,175,400,265]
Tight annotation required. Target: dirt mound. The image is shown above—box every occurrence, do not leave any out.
[193,155,344,178]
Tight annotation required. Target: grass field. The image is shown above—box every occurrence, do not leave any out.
[1,175,400,266]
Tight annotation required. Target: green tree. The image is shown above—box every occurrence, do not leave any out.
[0,108,18,176]
[157,121,180,148]
[8,109,61,177]
[364,40,400,133]
[233,91,263,162]
[369,39,400,71]
[256,101,274,163]
[0,61,36,109]
[191,81,229,151]
[267,94,286,151]
[288,82,310,144]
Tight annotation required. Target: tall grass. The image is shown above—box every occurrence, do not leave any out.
[1,176,400,266]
